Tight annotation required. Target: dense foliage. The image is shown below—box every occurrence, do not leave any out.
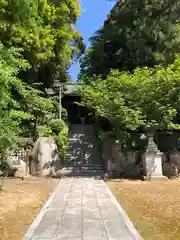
[0,0,85,88]
[0,45,28,160]
[38,119,69,156]
[49,119,69,156]
[81,56,180,142]
[0,0,84,170]
[0,44,55,170]
[80,0,180,80]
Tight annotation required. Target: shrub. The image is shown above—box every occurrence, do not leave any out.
[49,119,66,135]
[35,119,69,156]
[36,125,52,137]
[48,119,69,156]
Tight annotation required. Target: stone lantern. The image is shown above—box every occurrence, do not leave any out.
[142,133,167,180]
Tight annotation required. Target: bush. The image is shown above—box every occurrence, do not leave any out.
[36,119,69,156]
[49,119,66,135]
[36,125,52,137]
[48,119,69,156]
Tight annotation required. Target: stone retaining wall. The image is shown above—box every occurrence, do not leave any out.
[101,139,140,177]
[162,152,180,178]
[101,139,180,178]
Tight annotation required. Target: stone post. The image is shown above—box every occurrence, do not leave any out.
[143,134,167,180]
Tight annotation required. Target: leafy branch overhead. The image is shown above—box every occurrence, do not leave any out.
[81,56,180,139]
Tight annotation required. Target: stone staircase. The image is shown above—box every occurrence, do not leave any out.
[60,124,104,177]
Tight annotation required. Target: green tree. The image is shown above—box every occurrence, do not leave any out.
[0,43,59,170]
[80,0,180,80]
[81,56,180,141]
[0,0,85,89]
[0,0,85,153]
[0,1,86,173]
[0,44,31,167]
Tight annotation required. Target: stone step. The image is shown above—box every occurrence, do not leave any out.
[65,154,102,159]
[63,161,103,166]
[67,148,100,153]
[64,158,81,162]
[58,168,104,177]
[63,157,102,163]
[67,143,97,146]
[68,139,80,142]
[65,150,101,155]
[64,152,81,156]
[61,168,104,172]
[61,165,104,170]
[64,152,102,157]
[65,124,103,176]
[67,139,97,144]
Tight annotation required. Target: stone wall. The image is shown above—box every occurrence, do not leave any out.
[162,153,180,178]
[101,139,141,177]
[101,138,180,178]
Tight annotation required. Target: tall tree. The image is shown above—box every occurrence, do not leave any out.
[0,0,85,89]
[79,0,180,80]
[0,1,85,154]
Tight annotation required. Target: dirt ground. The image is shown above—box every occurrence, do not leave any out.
[0,176,59,240]
[107,179,180,240]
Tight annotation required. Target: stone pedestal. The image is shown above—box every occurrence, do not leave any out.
[143,136,167,180]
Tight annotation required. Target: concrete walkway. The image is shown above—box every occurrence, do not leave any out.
[24,177,142,240]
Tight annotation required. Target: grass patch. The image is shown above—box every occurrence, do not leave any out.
[107,179,180,240]
[0,176,59,240]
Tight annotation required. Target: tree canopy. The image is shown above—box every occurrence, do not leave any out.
[79,0,180,80]
[0,0,85,88]
[0,0,85,166]
[81,56,180,140]
[0,44,53,154]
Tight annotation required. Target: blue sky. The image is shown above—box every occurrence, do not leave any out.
[69,0,115,81]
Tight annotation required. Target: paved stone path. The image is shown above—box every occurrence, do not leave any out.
[24,177,142,240]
